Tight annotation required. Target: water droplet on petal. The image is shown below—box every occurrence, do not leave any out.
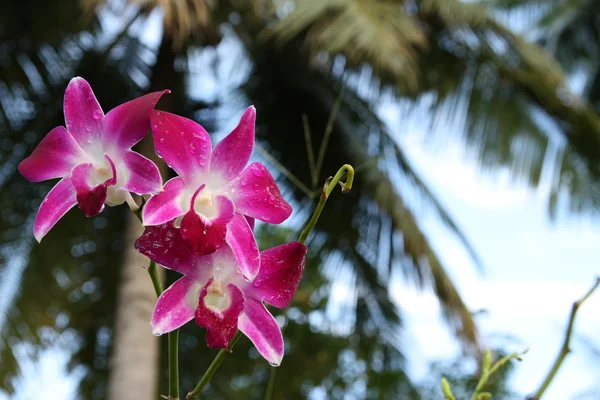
[93,110,102,120]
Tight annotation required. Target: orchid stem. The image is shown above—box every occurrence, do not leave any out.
[298,164,354,245]
[264,367,277,400]
[147,260,163,297]
[265,164,354,396]
[186,331,243,399]
[531,277,600,399]
[169,330,180,399]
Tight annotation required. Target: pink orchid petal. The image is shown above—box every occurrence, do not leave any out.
[63,77,105,148]
[228,162,292,224]
[122,151,162,194]
[142,177,186,226]
[180,194,234,255]
[238,298,284,366]
[71,163,108,217]
[105,90,170,150]
[249,242,307,308]
[152,276,200,335]
[33,177,78,242]
[195,280,245,348]
[134,221,198,277]
[211,107,256,182]
[226,215,260,280]
[151,110,212,183]
[18,126,86,182]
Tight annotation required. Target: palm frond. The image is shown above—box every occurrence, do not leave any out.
[220,7,481,347]
[265,0,600,215]
[268,0,427,91]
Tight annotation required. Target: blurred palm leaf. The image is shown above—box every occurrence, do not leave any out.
[267,0,600,213]
[4,0,600,397]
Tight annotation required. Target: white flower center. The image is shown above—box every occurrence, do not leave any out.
[194,190,213,212]
[204,280,229,312]
[93,164,113,184]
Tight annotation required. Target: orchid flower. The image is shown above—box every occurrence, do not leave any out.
[135,218,307,366]
[142,108,292,255]
[18,77,168,241]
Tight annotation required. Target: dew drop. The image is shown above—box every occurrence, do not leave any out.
[92,110,102,120]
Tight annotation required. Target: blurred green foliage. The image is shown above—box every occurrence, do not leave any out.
[1,0,599,398]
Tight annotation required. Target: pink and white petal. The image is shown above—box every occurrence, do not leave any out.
[122,151,162,194]
[71,163,108,217]
[211,106,256,182]
[151,110,212,183]
[135,221,199,276]
[104,90,170,150]
[180,195,234,255]
[142,177,186,226]
[226,214,259,280]
[18,126,87,182]
[228,162,292,224]
[248,242,307,308]
[152,276,201,336]
[63,77,105,148]
[238,298,284,366]
[33,177,78,242]
[195,281,245,348]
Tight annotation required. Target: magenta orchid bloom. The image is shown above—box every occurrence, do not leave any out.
[135,218,307,366]
[142,107,292,255]
[18,77,168,241]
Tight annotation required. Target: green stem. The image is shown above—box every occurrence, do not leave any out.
[147,260,163,297]
[298,164,354,244]
[169,330,180,399]
[532,277,600,399]
[264,164,354,398]
[265,368,277,400]
[186,331,243,399]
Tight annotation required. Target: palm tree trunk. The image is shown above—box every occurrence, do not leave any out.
[107,35,182,399]
[106,211,163,399]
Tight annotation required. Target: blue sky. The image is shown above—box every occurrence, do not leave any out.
[387,125,600,399]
